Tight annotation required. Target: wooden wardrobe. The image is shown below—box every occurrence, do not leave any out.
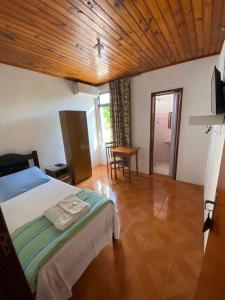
[59,111,92,184]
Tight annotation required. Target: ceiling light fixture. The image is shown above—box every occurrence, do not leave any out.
[114,0,124,8]
[75,43,84,51]
[93,38,104,58]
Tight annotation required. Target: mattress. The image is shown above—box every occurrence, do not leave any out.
[1,178,119,300]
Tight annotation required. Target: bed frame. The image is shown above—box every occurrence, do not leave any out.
[0,207,34,299]
[0,150,39,177]
[0,151,39,298]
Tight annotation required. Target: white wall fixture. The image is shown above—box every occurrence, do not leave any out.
[73,82,98,96]
[189,114,225,125]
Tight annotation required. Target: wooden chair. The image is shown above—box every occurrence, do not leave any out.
[105,142,124,178]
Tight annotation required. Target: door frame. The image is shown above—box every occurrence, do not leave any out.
[149,88,183,179]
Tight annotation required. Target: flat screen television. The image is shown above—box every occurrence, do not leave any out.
[211,66,225,114]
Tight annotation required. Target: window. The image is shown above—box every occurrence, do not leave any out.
[98,93,112,143]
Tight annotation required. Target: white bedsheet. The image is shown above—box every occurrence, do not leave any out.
[1,179,120,300]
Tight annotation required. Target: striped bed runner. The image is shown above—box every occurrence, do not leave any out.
[11,189,114,293]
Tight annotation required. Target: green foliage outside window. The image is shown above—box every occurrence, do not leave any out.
[102,106,111,129]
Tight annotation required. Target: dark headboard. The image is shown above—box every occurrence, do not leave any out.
[0,151,39,177]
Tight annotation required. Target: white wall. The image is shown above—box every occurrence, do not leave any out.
[156,94,174,113]
[98,83,110,94]
[0,63,101,169]
[204,42,225,248]
[131,55,218,185]
[154,95,173,163]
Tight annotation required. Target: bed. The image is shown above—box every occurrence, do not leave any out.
[0,151,120,300]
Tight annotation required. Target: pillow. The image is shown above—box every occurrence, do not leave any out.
[0,167,50,202]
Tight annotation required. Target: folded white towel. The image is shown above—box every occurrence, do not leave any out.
[44,194,91,231]
[57,194,89,215]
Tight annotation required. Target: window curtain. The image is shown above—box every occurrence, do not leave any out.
[109,78,131,146]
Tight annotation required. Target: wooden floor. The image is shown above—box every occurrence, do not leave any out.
[71,165,204,300]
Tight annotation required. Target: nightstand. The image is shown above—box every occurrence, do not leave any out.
[45,164,72,184]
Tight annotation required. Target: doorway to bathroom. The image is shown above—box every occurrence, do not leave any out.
[149,88,183,179]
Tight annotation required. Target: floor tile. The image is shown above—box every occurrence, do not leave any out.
[70,165,204,300]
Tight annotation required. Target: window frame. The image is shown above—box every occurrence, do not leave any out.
[98,92,112,144]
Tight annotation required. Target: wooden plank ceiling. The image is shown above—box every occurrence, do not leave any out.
[0,0,224,85]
